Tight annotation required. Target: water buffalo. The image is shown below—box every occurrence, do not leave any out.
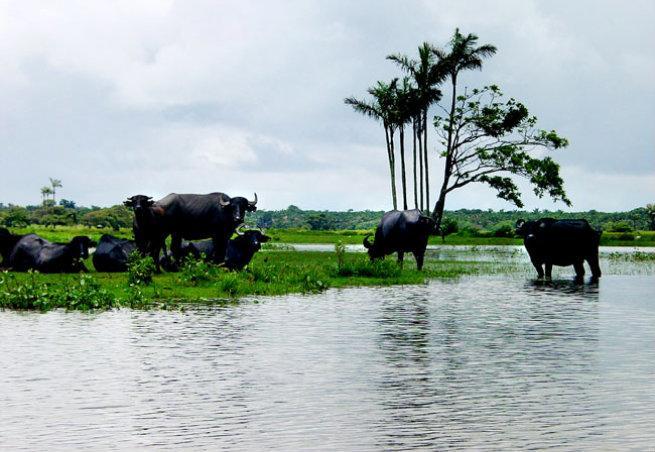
[363,209,436,270]
[515,218,602,282]
[9,234,94,273]
[92,234,137,272]
[224,228,270,270]
[124,194,167,267]
[0,228,24,268]
[159,227,268,271]
[153,192,258,265]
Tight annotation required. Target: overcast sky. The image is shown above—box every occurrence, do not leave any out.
[1,0,653,211]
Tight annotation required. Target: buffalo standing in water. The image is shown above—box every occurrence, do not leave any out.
[9,234,93,273]
[131,192,258,266]
[364,209,436,270]
[92,234,137,272]
[516,218,602,282]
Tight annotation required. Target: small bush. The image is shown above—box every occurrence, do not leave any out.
[335,241,346,271]
[127,252,156,286]
[179,255,218,285]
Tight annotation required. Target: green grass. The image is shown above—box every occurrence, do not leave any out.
[0,250,505,311]
[7,225,655,247]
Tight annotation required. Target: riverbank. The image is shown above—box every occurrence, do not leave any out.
[2,246,654,311]
[0,250,506,311]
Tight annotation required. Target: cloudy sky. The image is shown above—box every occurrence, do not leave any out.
[1,0,653,211]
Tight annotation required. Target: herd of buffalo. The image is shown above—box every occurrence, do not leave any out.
[0,191,602,283]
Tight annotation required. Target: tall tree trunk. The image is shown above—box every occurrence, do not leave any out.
[423,109,430,215]
[418,117,424,212]
[389,127,398,210]
[432,75,458,226]
[399,125,408,210]
[384,125,397,210]
[412,118,418,209]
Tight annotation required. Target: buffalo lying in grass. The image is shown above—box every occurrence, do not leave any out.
[9,234,94,273]
[92,234,137,272]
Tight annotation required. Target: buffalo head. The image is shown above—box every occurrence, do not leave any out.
[124,195,154,213]
[363,234,384,259]
[69,236,94,260]
[235,225,270,250]
[219,193,258,224]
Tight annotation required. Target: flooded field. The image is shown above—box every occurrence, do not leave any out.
[1,262,653,449]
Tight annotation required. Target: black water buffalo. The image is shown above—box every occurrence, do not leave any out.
[124,194,167,266]
[0,228,24,268]
[224,229,270,270]
[153,192,258,265]
[92,234,137,272]
[363,209,436,270]
[515,218,602,282]
[9,234,94,273]
[159,228,268,271]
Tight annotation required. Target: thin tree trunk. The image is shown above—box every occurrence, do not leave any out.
[384,125,397,210]
[418,118,424,212]
[423,109,430,215]
[432,75,458,225]
[399,125,408,210]
[389,127,398,210]
[412,118,418,209]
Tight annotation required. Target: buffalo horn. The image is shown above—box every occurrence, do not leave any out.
[249,193,258,206]
[219,196,231,207]
[515,219,525,228]
[235,224,247,236]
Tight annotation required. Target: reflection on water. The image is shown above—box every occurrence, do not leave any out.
[0,276,653,450]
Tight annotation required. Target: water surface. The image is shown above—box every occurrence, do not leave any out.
[1,274,653,450]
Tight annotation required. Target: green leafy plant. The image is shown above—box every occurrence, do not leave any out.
[127,252,156,286]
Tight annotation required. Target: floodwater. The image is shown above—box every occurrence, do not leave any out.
[1,259,654,449]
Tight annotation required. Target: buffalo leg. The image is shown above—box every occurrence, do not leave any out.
[545,263,553,281]
[212,237,227,264]
[170,233,184,267]
[573,261,585,283]
[587,253,602,281]
[531,258,544,279]
[397,251,404,269]
[414,251,424,271]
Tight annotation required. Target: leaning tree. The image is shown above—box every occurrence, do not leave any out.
[430,84,570,228]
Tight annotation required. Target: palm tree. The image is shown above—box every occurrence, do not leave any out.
[40,186,53,206]
[431,29,497,225]
[49,178,62,203]
[388,43,445,214]
[345,79,399,209]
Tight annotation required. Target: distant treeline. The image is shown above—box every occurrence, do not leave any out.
[1,201,652,233]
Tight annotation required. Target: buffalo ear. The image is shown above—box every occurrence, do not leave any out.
[123,200,134,207]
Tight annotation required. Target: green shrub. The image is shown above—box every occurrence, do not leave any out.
[127,252,156,286]
[179,255,219,285]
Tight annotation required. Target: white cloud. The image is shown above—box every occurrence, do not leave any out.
[0,0,653,211]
